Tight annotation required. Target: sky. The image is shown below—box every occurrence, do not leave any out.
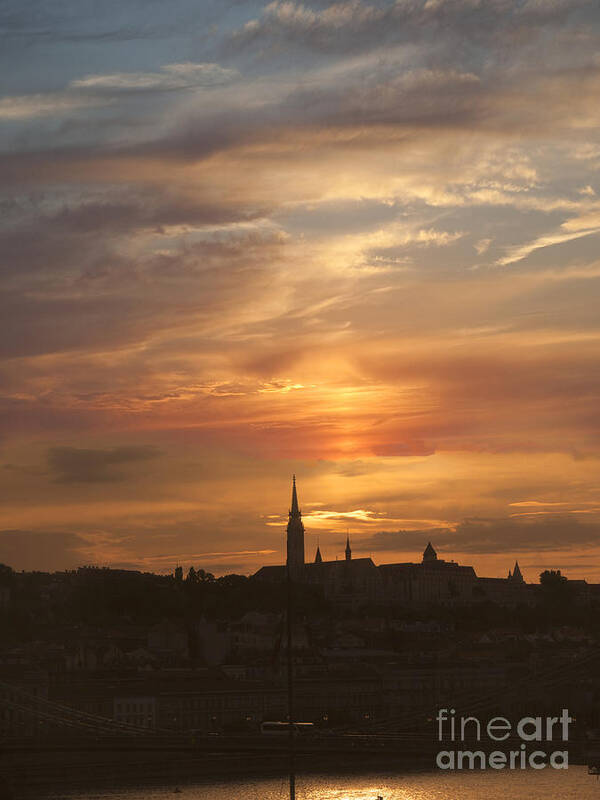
[1,0,600,581]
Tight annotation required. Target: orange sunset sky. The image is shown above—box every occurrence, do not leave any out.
[1,0,599,580]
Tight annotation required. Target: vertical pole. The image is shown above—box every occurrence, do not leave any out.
[286,562,296,800]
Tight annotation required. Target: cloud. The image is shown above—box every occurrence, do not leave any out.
[0,61,237,121]
[232,0,387,50]
[267,507,388,527]
[0,210,284,361]
[474,237,492,254]
[113,548,278,573]
[70,62,238,92]
[47,445,162,484]
[230,0,592,55]
[0,530,89,571]
[364,516,600,555]
[0,93,109,120]
[497,211,600,265]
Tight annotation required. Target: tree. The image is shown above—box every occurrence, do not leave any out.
[0,564,13,583]
[187,566,197,584]
[539,569,573,612]
[540,569,567,587]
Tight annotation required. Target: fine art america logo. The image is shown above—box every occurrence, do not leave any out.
[435,708,572,770]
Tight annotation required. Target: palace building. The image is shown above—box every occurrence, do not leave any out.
[253,477,532,609]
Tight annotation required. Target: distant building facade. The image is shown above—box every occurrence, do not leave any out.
[253,478,533,608]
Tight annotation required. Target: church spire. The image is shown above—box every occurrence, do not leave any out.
[286,475,305,578]
[290,474,300,516]
[345,534,352,561]
[512,560,524,583]
[315,544,322,564]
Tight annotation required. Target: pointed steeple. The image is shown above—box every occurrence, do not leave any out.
[286,475,305,578]
[507,569,512,580]
[512,560,524,583]
[290,474,300,516]
[345,534,352,562]
[315,545,322,564]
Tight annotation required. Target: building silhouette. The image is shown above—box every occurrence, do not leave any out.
[254,477,532,608]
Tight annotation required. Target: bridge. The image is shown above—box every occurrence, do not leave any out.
[1,647,599,785]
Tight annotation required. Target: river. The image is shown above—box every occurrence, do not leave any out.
[41,767,600,799]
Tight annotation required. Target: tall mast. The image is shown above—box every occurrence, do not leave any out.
[286,516,296,799]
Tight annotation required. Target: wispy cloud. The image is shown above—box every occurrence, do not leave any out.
[364,515,600,555]
[0,93,109,119]
[497,211,600,265]
[0,61,237,120]
[70,62,238,92]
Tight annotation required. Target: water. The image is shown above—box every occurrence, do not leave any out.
[46,767,600,799]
